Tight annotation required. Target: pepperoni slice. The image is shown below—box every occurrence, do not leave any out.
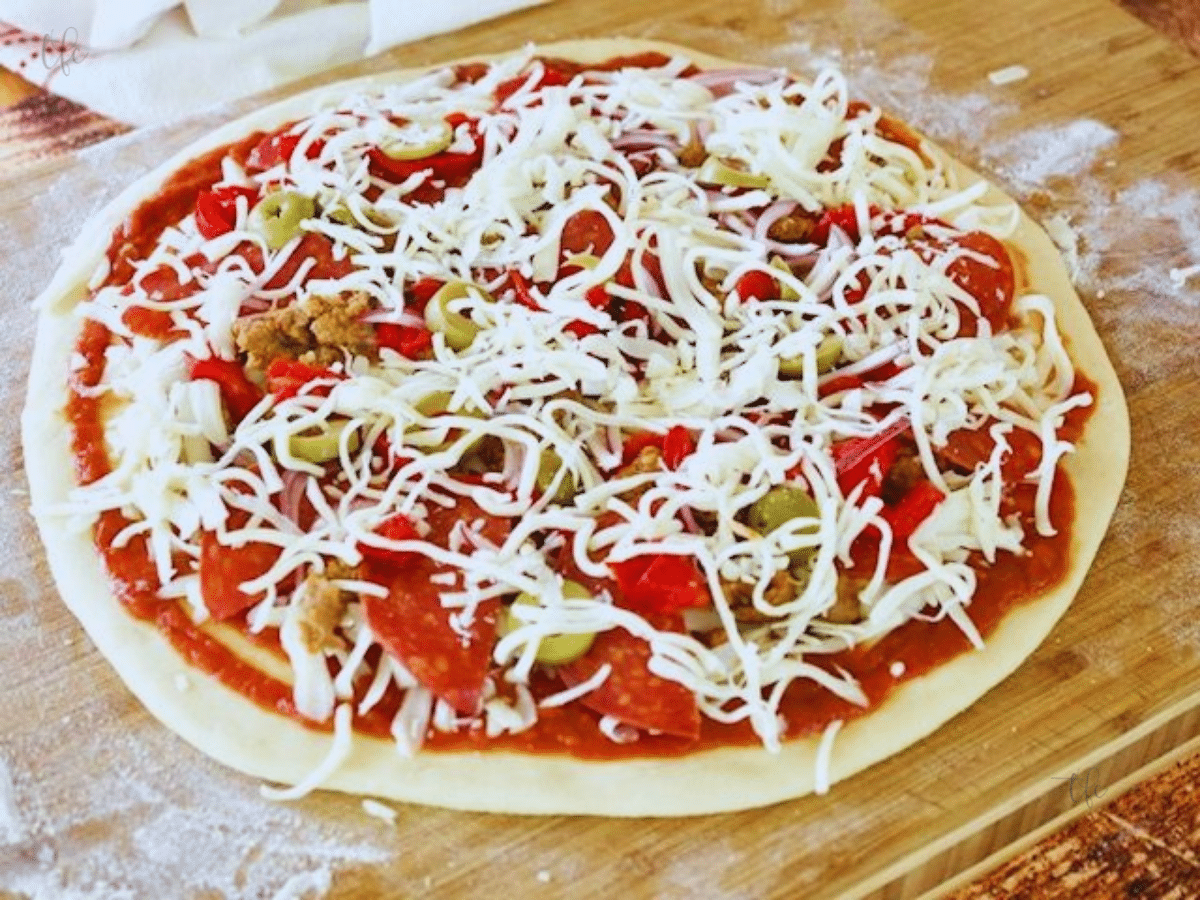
[558,625,700,740]
[560,209,615,257]
[199,528,281,621]
[266,232,355,288]
[939,421,1042,481]
[121,252,211,338]
[363,558,499,714]
[363,497,511,713]
[942,231,1016,332]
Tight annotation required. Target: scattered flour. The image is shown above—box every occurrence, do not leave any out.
[985,119,1120,191]
[0,755,25,846]
[1093,180,1200,308]
[271,868,333,900]
[1170,264,1200,287]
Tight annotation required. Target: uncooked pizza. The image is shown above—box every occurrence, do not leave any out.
[23,40,1129,815]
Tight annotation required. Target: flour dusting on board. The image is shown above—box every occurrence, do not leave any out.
[0,717,394,898]
[0,755,25,847]
[986,120,1119,191]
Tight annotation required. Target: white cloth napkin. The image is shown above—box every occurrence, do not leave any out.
[0,0,546,126]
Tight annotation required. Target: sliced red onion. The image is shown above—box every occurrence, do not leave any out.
[613,130,682,153]
[279,469,308,526]
[718,210,754,237]
[500,439,526,493]
[688,68,784,98]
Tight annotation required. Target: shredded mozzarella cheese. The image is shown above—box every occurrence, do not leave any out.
[57,50,1089,790]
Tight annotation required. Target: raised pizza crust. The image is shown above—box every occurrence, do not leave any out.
[22,38,1130,816]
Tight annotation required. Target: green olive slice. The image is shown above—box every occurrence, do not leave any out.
[815,334,844,373]
[778,354,803,379]
[424,281,492,351]
[779,334,844,379]
[249,190,316,250]
[327,205,356,226]
[408,390,483,453]
[282,419,360,464]
[327,203,389,228]
[413,390,454,418]
[502,580,596,665]
[747,486,821,566]
[535,448,577,503]
[696,157,771,190]
[563,253,601,270]
[380,120,453,161]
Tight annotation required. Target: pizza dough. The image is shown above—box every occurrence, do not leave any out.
[22,39,1130,816]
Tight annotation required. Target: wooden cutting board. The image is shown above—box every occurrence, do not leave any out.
[2,0,1199,897]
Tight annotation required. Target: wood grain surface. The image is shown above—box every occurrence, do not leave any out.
[1120,0,1200,55]
[0,69,35,106]
[1,1,1199,899]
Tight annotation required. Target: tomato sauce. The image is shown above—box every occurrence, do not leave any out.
[66,54,1097,760]
[102,131,264,290]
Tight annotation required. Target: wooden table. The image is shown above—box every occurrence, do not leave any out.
[2,2,1199,898]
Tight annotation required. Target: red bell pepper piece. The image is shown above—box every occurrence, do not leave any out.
[818,360,902,398]
[194,185,258,240]
[585,284,610,309]
[246,130,325,172]
[611,553,710,616]
[882,481,945,541]
[565,320,600,338]
[189,356,264,423]
[266,359,340,401]
[405,277,444,312]
[812,205,859,244]
[367,119,483,189]
[358,514,421,567]
[831,419,909,499]
[376,322,433,358]
[368,146,482,184]
[817,373,865,398]
[494,64,574,105]
[732,270,778,304]
[813,204,882,245]
[563,284,611,337]
[508,269,542,311]
[661,425,696,470]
